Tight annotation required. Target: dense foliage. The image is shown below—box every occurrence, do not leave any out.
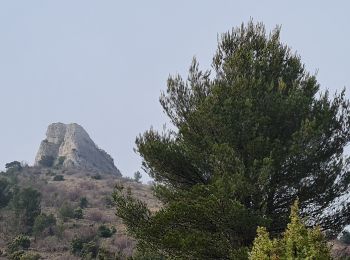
[114,21,350,259]
[249,200,331,259]
[0,177,12,208]
[11,187,41,234]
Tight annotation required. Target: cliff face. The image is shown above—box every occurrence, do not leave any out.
[35,123,121,176]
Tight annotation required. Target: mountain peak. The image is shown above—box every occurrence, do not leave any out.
[34,122,121,176]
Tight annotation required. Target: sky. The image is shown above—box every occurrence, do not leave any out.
[0,1,349,182]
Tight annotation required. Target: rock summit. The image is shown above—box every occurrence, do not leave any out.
[35,122,121,176]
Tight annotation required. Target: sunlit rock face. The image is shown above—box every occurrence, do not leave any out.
[35,122,121,176]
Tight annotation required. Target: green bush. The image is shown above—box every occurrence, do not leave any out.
[8,250,25,260]
[58,202,75,221]
[33,213,56,237]
[38,156,55,167]
[52,175,64,181]
[0,177,12,208]
[98,225,115,238]
[19,252,41,260]
[79,197,88,208]
[59,202,83,221]
[71,237,98,258]
[11,188,41,233]
[91,174,102,180]
[73,207,83,219]
[249,200,331,259]
[7,235,31,253]
[70,237,84,256]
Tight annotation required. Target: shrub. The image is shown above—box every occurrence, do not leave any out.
[53,175,64,181]
[97,225,115,238]
[82,241,99,259]
[7,235,31,253]
[86,209,104,222]
[73,208,84,219]
[91,174,102,180]
[11,187,41,233]
[19,252,41,260]
[38,156,55,167]
[0,177,12,208]
[8,250,25,260]
[71,237,98,258]
[58,202,75,221]
[79,197,88,208]
[33,213,56,237]
[249,200,331,259]
[133,171,142,183]
[70,237,84,256]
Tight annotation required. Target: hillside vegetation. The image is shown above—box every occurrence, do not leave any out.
[0,164,160,259]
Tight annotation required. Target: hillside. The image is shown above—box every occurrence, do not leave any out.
[0,165,160,259]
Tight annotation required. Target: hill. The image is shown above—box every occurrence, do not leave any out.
[0,165,159,259]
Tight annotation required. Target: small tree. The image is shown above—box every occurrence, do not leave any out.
[0,177,12,208]
[11,187,41,233]
[133,171,142,183]
[5,161,22,172]
[73,207,83,219]
[79,197,88,208]
[58,202,75,221]
[33,213,56,238]
[98,225,115,238]
[249,201,331,259]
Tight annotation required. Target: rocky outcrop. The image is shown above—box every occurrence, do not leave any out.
[35,123,121,176]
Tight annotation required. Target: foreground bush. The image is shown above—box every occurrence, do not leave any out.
[249,201,331,259]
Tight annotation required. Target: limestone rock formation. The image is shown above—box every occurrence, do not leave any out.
[35,123,121,176]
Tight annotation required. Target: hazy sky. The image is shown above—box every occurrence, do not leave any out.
[0,1,349,181]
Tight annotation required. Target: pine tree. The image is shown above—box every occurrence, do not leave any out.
[114,21,350,259]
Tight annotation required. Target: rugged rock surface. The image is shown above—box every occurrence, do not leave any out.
[35,122,121,176]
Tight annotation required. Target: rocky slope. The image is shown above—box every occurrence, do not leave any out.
[35,123,121,176]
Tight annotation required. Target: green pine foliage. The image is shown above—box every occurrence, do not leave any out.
[114,21,350,259]
[249,200,331,260]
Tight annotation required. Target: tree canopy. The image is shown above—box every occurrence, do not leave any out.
[114,21,350,259]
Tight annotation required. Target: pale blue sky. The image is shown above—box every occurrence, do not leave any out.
[0,1,349,181]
